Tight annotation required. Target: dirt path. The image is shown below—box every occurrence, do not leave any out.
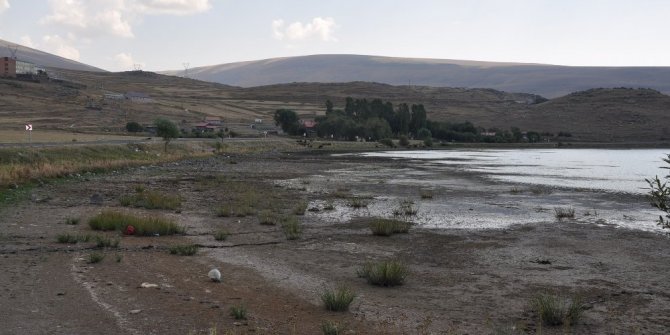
[1,152,669,334]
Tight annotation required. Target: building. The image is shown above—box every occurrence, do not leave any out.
[204,116,222,126]
[125,92,153,103]
[1,57,16,77]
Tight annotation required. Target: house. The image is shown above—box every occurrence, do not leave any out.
[204,116,222,126]
[193,123,220,133]
[125,92,153,103]
[104,93,125,100]
[1,57,16,77]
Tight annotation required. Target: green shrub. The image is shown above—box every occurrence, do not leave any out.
[398,135,410,147]
[88,252,105,264]
[378,138,395,148]
[321,285,355,312]
[229,305,247,320]
[357,260,409,287]
[531,293,583,326]
[214,230,229,241]
[119,189,181,210]
[169,244,199,256]
[89,210,184,236]
[554,207,575,219]
[369,219,411,236]
[321,320,343,335]
[282,216,302,240]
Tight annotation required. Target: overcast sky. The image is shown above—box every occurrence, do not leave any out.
[1,0,669,71]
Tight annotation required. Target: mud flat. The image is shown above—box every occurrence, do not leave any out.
[1,151,669,334]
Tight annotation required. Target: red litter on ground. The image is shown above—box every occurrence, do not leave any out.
[124,225,136,235]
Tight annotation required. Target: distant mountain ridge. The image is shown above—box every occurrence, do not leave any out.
[162,54,670,98]
[0,38,104,72]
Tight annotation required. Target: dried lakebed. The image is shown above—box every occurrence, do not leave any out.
[1,151,669,334]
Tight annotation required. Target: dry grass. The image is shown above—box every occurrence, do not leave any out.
[369,218,412,236]
[120,189,182,210]
[88,210,184,236]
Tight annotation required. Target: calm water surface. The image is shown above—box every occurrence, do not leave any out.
[359,149,670,195]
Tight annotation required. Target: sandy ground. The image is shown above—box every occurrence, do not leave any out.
[1,151,670,334]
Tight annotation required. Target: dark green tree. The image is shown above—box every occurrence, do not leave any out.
[325,99,334,114]
[274,109,300,135]
[125,121,144,133]
[409,104,427,135]
[154,118,180,152]
[396,103,411,135]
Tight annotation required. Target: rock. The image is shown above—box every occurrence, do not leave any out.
[208,269,222,282]
[139,282,159,289]
[90,193,103,205]
[129,309,142,314]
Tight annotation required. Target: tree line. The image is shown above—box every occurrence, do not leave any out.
[274,97,567,144]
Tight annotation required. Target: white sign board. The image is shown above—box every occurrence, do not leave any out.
[25,124,32,131]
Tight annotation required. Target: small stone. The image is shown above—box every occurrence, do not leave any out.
[129,309,142,314]
[56,292,65,296]
[140,282,159,289]
[90,193,103,205]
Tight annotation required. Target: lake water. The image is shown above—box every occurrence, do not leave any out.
[358,149,670,195]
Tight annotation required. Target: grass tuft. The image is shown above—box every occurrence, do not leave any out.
[293,201,308,215]
[56,233,91,244]
[88,210,184,236]
[347,197,369,208]
[369,218,411,236]
[554,207,575,219]
[419,189,434,199]
[229,305,247,320]
[321,285,355,312]
[357,260,409,287]
[281,216,302,240]
[169,244,199,256]
[531,293,583,326]
[321,320,344,335]
[95,235,120,248]
[258,210,280,225]
[88,252,105,264]
[213,230,230,241]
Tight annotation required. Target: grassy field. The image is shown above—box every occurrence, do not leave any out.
[0,130,146,143]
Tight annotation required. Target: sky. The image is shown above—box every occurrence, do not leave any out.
[0,0,669,71]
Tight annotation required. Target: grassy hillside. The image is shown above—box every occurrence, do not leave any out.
[1,69,668,143]
[161,54,670,98]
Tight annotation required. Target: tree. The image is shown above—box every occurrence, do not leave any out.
[647,154,670,230]
[325,99,334,114]
[154,118,180,152]
[125,121,144,133]
[273,109,300,135]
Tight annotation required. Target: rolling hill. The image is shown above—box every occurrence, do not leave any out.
[162,54,670,98]
[1,38,104,72]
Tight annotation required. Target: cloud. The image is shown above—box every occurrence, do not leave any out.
[133,0,211,15]
[0,0,9,13]
[20,35,36,48]
[41,34,80,61]
[114,52,136,71]
[42,0,211,39]
[272,17,338,42]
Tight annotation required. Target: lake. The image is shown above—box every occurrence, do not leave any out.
[358,148,670,195]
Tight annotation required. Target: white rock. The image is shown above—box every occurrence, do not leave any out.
[140,282,159,288]
[208,269,221,282]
